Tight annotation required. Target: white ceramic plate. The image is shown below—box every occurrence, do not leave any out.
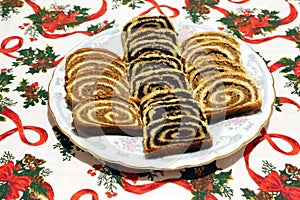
[48,21,275,170]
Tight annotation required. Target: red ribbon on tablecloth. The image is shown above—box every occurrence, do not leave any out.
[242,35,297,44]
[140,0,179,17]
[268,62,285,72]
[43,182,55,200]
[280,0,298,25]
[0,36,23,58]
[259,171,300,200]
[121,178,194,194]
[228,0,250,4]
[24,0,107,39]
[210,6,230,18]
[277,97,300,110]
[244,128,300,199]
[240,0,298,43]
[70,189,99,200]
[0,107,48,146]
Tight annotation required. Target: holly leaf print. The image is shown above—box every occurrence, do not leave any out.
[240,188,256,200]
[13,46,60,74]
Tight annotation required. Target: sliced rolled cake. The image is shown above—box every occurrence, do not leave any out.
[181,40,241,65]
[65,70,129,105]
[131,68,189,100]
[121,15,176,46]
[181,31,242,65]
[193,71,262,119]
[125,38,180,61]
[181,31,240,53]
[122,15,179,62]
[127,53,183,83]
[123,28,178,59]
[140,88,212,157]
[140,89,207,125]
[64,47,128,105]
[186,56,247,89]
[72,95,142,137]
[65,48,126,83]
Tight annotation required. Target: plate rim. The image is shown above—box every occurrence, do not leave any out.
[48,21,276,170]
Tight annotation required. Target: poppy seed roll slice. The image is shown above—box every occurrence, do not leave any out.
[127,53,183,83]
[130,68,189,99]
[140,88,212,157]
[121,15,176,45]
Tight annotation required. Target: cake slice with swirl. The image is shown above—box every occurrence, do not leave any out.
[121,15,176,46]
[130,68,189,100]
[64,48,128,106]
[193,71,262,119]
[127,53,184,83]
[65,48,126,83]
[72,95,143,137]
[125,38,181,61]
[181,31,261,121]
[65,70,129,105]
[122,15,179,62]
[186,55,247,89]
[181,31,242,65]
[123,28,179,61]
[140,88,212,157]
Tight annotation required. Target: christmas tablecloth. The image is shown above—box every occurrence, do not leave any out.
[1,0,300,199]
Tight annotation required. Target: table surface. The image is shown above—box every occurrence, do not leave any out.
[1,0,300,199]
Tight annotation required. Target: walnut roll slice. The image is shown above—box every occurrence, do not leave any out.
[193,72,262,119]
[72,95,142,137]
[65,48,126,83]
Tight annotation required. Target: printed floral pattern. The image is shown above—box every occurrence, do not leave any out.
[0,68,15,121]
[0,0,300,199]
[13,45,61,74]
[241,162,300,200]
[183,0,220,23]
[25,4,90,36]
[0,0,23,20]
[0,152,52,200]
[218,8,281,38]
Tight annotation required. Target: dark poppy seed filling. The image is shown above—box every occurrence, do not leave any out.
[131,68,189,99]
[127,53,183,82]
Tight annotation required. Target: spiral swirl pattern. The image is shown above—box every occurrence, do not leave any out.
[131,68,189,99]
[193,72,262,118]
[181,31,242,65]
[65,70,129,105]
[65,48,126,83]
[72,96,142,137]
[186,56,246,89]
[140,88,211,157]
[121,15,176,46]
[127,53,183,83]
[124,28,178,60]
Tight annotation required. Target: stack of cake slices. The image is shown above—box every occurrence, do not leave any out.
[65,15,262,158]
[122,15,180,62]
[65,47,143,137]
[181,32,262,120]
[122,15,212,157]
